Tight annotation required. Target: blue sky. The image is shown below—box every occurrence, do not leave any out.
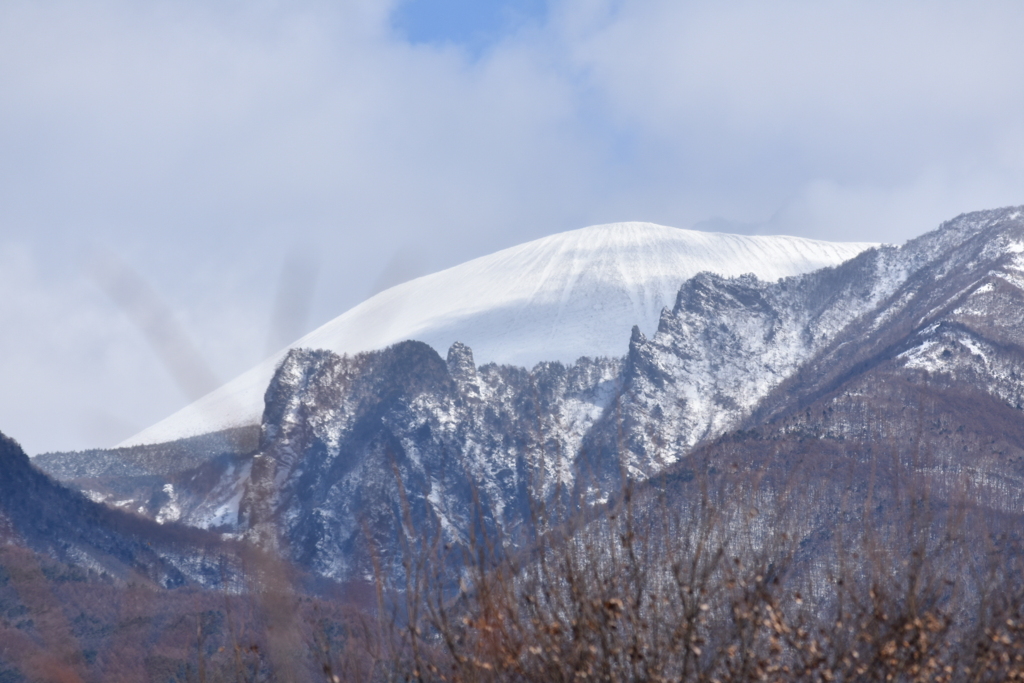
[393,0,548,55]
[1,0,1024,453]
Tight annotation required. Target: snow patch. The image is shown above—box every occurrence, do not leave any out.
[155,483,182,525]
[84,490,108,504]
[960,338,988,366]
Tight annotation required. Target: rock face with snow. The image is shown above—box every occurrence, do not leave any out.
[121,223,873,447]
[670,206,1024,535]
[599,208,1024,478]
[594,243,912,479]
[737,207,1024,514]
[237,343,624,580]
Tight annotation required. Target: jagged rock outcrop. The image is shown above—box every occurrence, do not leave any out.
[232,341,621,580]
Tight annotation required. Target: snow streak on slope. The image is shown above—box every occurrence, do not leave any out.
[122,223,874,446]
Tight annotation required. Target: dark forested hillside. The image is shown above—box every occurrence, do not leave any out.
[0,431,234,587]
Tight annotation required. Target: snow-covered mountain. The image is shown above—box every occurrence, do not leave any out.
[234,207,1024,582]
[121,223,874,447]
[32,206,1024,587]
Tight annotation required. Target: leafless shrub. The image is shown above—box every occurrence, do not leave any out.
[362,445,1024,683]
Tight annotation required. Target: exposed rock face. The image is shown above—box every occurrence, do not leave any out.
[233,342,622,580]
[595,244,906,479]
[446,341,478,386]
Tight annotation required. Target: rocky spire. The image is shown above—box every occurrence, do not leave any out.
[447,341,479,394]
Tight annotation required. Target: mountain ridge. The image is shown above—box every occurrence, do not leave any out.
[30,206,1024,586]
[229,206,1024,581]
[120,222,875,448]
[0,430,234,587]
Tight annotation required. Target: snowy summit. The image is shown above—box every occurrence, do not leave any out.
[122,222,875,446]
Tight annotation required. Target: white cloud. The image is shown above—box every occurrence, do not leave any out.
[1,0,1023,451]
[0,244,184,452]
[559,0,1024,226]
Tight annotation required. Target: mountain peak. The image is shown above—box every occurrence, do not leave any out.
[121,223,875,447]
